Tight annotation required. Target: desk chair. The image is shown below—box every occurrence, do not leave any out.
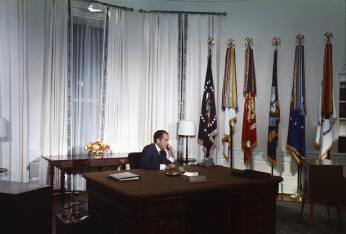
[128,152,142,169]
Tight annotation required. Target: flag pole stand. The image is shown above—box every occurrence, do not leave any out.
[290,162,303,202]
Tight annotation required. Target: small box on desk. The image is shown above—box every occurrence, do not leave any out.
[338,136,346,153]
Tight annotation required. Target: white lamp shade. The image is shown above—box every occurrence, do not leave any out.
[178,120,195,137]
[0,118,6,138]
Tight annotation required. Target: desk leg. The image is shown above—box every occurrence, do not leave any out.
[306,203,314,234]
[60,169,65,203]
[300,196,305,216]
[337,206,341,232]
[49,163,54,186]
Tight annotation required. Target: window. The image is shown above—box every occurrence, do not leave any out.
[69,1,107,154]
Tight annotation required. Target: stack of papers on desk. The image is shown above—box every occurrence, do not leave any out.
[183,171,207,182]
[189,175,207,183]
[183,171,199,177]
[108,172,141,181]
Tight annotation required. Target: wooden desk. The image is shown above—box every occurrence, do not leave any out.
[300,158,344,232]
[42,154,128,195]
[84,166,282,234]
[0,181,52,234]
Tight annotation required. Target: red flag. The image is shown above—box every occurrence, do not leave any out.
[242,93,257,163]
[241,45,257,164]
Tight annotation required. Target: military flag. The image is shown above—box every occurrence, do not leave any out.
[315,33,336,159]
[241,39,257,164]
[287,36,306,164]
[198,49,217,158]
[221,41,238,160]
[267,46,280,165]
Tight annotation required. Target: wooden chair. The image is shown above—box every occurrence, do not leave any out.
[128,152,142,169]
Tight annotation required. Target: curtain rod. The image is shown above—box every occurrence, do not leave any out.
[94,0,134,11]
[138,9,226,16]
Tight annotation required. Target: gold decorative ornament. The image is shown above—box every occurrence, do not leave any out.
[272,37,281,49]
[208,37,215,48]
[85,140,110,159]
[296,34,304,45]
[244,37,253,47]
[227,39,235,48]
[324,32,332,43]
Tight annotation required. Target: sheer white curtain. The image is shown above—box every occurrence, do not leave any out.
[70,1,107,154]
[185,15,220,162]
[0,0,29,182]
[103,8,130,153]
[41,0,68,157]
[39,0,69,185]
[139,13,179,152]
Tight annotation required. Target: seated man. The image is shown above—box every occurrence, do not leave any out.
[140,130,176,170]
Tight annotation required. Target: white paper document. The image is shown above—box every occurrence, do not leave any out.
[183,171,199,177]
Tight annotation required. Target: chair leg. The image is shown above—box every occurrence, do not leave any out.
[326,205,330,219]
[336,206,342,233]
[301,196,305,216]
[306,203,314,234]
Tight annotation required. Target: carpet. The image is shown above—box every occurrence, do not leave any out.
[277,201,346,234]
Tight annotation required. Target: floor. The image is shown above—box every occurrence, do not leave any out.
[53,193,346,234]
[277,200,346,234]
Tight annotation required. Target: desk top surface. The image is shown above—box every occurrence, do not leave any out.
[0,181,51,195]
[84,166,282,199]
[42,153,127,162]
[302,158,341,166]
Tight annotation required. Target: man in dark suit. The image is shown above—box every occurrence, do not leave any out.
[140,130,176,170]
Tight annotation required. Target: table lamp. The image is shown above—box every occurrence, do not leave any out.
[178,120,195,163]
[0,117,8,173]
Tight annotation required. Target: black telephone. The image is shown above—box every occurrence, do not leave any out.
[198,157,215,167]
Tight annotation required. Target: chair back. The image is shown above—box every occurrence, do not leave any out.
[128,152,142,169]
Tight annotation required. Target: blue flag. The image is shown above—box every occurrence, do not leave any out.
[287,44,306,164]
[198,52,217,158]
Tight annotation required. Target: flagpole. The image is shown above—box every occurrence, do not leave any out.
[297,34,304,201]
[243,37,256,169]
[198,36,217,159]
[227,39,236,169]
[289,34,305,202]
[319,32,335,160]
[271,37,281,176]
